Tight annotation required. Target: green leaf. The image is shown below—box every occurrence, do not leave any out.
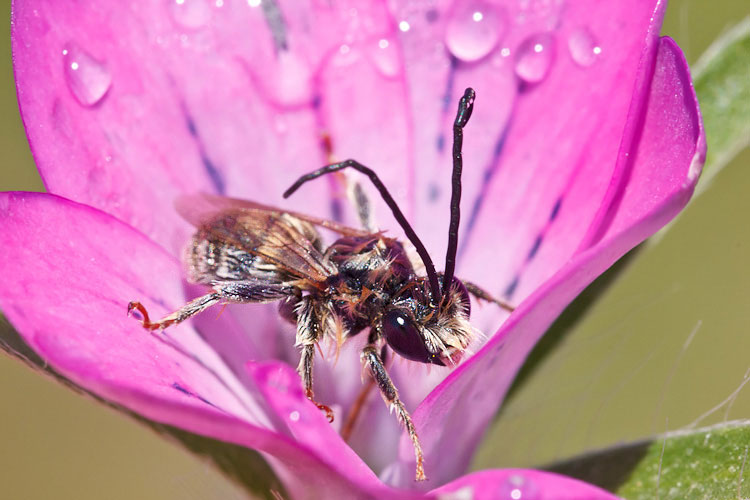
[692,17,750,196]
[547,420,750,499]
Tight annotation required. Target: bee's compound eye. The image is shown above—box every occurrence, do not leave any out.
[383,310,443,365]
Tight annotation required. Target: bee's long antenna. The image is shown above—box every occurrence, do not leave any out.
[284,160,443,304]
[442,88,476,298]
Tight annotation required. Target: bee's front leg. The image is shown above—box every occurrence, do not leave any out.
[361,345,426,481]
[295,296,334,422]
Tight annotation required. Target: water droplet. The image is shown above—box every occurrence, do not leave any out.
[169,0,211,29]
[398,20,411,32]
[265,367,295,393]
[62,43,112,107]
[368,38,401,78]
[445,1,507,62]
[514,32,555,84]
[498,475,540,500]
[247,0,261,6]
[289,410,300,422]
[568,27,601,67]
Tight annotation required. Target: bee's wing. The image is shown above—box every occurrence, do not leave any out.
[176,193,372,237]
[186,202,339,285]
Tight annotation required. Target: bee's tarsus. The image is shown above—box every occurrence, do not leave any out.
[303,387,334,422]
[127,301,159,330]
[317,402,335,423]
[127,293,223,332]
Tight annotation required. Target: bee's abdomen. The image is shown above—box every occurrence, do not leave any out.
[185,237,285,284]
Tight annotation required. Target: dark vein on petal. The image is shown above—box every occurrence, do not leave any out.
[183,113,226,194]
[186,115,198,136]
[151,330,255,418]
[202,157,226,195]
[498,191,566,299]
[262,0,288,52]
[549,196,563,221]
[526,234,543,261]
[441,56,459,112]
[436,133,445,153]
[504,274,520,299]
[459,125,511,258]
[502,192,566,298]
[308,62,347,223]
[428,182,440,202]
[426,57,459,205]
[172,382,220,409]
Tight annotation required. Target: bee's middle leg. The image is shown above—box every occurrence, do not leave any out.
[361,345,425,481]
[295,296,334,422]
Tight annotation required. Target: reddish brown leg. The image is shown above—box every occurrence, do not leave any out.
[298,344,334,423]
[127,293,222,331]
[127,301,161,330]
[341,376,376,442]
[305,388,335,423]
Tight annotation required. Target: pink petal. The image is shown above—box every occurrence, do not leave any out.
[389,0,668,333]
[0,192,262,420]
[379,0,674,460]
[246,361,371,474]
[389,36,705,487]
[11,0,705,487]
[432,469,619,500]
[11,1,386,253]
[0,192,407,498]
[11,0,417,421]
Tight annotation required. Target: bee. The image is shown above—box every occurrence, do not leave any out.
[128,88,513,481]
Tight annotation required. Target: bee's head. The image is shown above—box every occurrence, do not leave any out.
[382,277,473,366]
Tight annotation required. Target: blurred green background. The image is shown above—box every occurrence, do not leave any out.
[0,1,748,498]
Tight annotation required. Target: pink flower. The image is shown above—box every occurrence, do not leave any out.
[2,0,704,497]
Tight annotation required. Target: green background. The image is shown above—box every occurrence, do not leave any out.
[0,1,748,498]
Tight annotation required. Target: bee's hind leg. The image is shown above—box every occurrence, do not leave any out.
[128,293,222,331]
[361,345,426,481]
[129,281,295,331]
